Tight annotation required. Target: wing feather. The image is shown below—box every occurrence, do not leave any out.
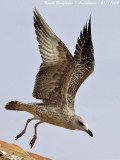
[33,9,75,105]
[67,17,95,110]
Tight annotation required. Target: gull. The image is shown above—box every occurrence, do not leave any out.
[5,8,95,148]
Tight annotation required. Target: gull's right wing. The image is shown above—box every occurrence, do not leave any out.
[67,18,95,110]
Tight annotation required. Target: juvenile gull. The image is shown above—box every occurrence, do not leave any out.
[5,8,95,148]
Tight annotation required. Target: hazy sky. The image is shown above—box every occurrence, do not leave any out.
[0,0,120,160]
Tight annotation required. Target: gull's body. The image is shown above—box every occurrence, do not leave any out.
[5,9,95,148]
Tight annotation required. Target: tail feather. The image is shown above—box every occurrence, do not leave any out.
[5,101,40,116]
[5,101,27,111]
[5,101,24,111]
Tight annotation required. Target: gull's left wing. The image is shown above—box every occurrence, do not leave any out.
[32,9,75,105]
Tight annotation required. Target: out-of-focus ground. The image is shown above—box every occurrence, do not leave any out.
[0,140,51,160]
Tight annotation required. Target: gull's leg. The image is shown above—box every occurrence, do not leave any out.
[15,117,36,140]
[30,121,42,148]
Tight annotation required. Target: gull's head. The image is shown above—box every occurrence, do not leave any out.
[73,116,93,137]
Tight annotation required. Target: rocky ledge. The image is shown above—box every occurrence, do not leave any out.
[0,140,51,160]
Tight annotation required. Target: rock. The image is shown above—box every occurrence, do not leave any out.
[0,140,51,160]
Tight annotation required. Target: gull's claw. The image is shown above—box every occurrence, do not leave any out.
[30,136,37,148]
[15,130,25,140]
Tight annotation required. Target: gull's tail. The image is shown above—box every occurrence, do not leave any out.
[5,101,36,115]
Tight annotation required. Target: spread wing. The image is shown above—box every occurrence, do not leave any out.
[32,9,75,105]
[67,17,95,110]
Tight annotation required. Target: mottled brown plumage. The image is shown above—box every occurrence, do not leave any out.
[67,17,94,110]
[5,8,95,148]
[33,9,75,105]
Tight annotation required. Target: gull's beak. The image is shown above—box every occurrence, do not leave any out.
[85,129,93,137]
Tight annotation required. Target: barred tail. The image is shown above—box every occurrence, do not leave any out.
[5,101,36,116]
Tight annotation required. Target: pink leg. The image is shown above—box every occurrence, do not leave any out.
[15,117,36,140]
[30,121,42,148]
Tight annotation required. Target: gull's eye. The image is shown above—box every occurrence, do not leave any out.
[78,121,84,126]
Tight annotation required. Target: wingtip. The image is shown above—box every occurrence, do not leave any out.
[89,15,91,24]
[33,8,40,18]
[33,8,36,18]
[88,14,91,24]
[34,8,41,18]
[84,21,87,31]
[33,7,36,13]
[88,15,91,35]
[35,8,38,14]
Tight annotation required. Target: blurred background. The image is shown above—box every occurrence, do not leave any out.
[0,0,120,159]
